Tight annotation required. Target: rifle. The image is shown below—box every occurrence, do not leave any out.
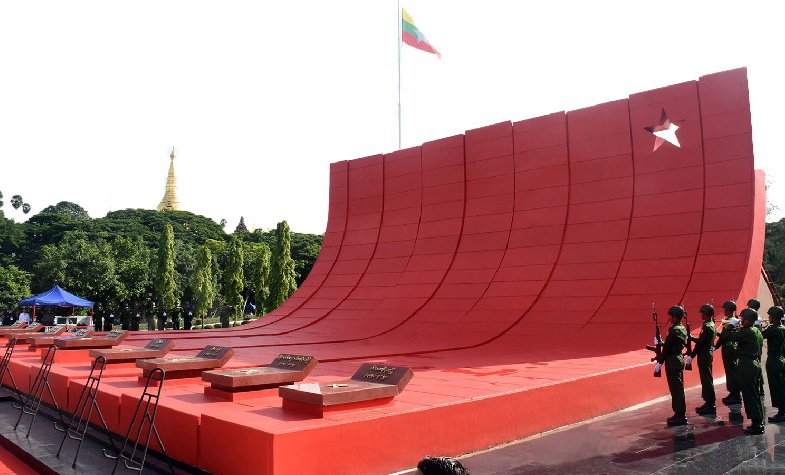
[684,303,693,371]
[645,303,663,377]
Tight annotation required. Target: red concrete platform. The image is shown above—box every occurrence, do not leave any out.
[7,68,769,474]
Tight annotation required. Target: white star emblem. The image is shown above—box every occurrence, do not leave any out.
[644,108,681,151]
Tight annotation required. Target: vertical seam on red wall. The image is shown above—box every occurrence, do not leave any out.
[575,100,636,332]
[247,139,468,346]
[241,163,352,330]
[203,144,463,349]
[362,137,469,340]
[679,82,709,306]
[327,114,574,360]
[451,128,516,328]
[393,147,424,287]
[259,158,387,336]
[450,114,573,349]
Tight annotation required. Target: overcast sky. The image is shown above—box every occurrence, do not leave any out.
[0,1,782,234]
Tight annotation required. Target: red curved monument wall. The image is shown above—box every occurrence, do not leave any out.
[95,67,765,474]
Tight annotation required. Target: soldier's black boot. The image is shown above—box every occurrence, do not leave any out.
[744,419,765,435]
[722,393,742,405]
[667,413,688,426]
[696,403,716,415]
[768,409,785,423]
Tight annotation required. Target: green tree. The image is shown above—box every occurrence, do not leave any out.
[243,241,271,315]
[0,264,32,309]
[155,224,178,312]
[111,236,151,307]
[192,245,215,326]
[40,201,90,220]
[222,237,244,327]
[266,221,298,311]
[10,195,23,210]
[34,232,119,303]
[174,240,197,303]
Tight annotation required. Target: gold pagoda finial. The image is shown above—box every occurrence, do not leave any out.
[157,147,181,212]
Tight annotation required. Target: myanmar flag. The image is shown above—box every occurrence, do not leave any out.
[402,9,441,58]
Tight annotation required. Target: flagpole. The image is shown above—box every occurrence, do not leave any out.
[397,0,402,150]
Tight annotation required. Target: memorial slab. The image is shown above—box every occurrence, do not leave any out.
[279,363,413,416]
[202,354,317,401]
[13,325,66,344]
[89,338,175,363]
[136,345,235,383]
[29,328,93,349]
[1,323,41,338]
[0,322,27,329]
[55,329,129,349]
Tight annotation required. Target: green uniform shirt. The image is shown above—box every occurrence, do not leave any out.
[727,326,763,359]
[692,321,716,356]
[762,323,785,356]
[716,324,738,350]
[660,324,686,363]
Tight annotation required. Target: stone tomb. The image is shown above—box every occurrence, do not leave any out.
[89,338,175,364]
[0,321,27,329]
[55,329,129,349]
[279,363,414,416]
[14,325,67,344]
[2,322,41,338]
[202,354,318,401]
[136,345,235,384]
[29,328,94,349]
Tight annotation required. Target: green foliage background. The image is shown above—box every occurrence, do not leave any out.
[0,198,322,317]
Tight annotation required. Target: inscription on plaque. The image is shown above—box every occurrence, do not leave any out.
[106,330,126,339]
[44,325,64,333]
[350,364,410,386]
[73,329,90,338]
[270,354,313,370]
[196,346,231,360]
[145,339,170,350]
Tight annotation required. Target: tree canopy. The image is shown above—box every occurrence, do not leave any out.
[0,200,322,318]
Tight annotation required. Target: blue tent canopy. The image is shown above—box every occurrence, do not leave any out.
[17,285,94,308]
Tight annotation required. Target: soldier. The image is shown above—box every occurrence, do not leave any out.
[764,306,785,423]
[147,301,157,331]
[724,308,765,435]
[131,302,141,331]
[748,299,765,397]
[655,305,688,426]
[158,307,167,331]
[689,304,717,415]
[715,301,741,405]
[120,303,131,331]
[184,301,194,330]
[94,303,104,332]
[172,305,182,330]
[103,307,114,331]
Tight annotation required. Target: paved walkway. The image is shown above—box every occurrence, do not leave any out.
[457,375,785,474]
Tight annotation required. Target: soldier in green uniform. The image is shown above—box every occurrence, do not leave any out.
[689,304,717,415]
[748,299,765,397]
[715,301,741,405]
[656,305,688,426]
[764,306,785,423]
[725,308,765,435]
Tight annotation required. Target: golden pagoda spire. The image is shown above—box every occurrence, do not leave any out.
[156,147,181,211]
